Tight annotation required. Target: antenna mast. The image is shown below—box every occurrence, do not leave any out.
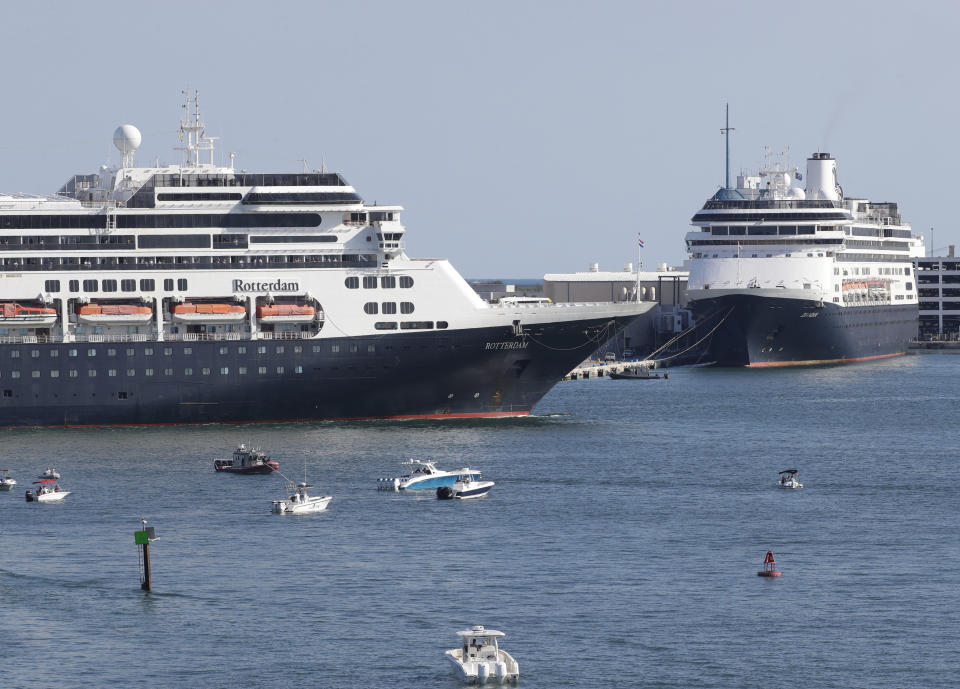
[720,103,735,189]
[175,89,218,167]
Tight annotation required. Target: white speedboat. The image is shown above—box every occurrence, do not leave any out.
[778,468,803,489]
[26,479,70,502]
[437,473,495,500]
[445,625,519,684]
[377,459,480,491]
[0,469,16,490]
[271,482,332,514]
[39,467,60,480]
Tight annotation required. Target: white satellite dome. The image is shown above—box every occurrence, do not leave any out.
[113,124,142,153]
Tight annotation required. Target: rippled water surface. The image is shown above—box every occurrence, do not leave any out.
[2,353,958,688]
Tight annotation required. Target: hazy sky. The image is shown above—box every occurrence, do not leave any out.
[1,1,956,277]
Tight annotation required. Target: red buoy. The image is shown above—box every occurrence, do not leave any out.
[757,550,782,577]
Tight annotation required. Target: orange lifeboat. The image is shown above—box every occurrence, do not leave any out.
[77,303,153,325]
[172,302,247,323]
[256,304,317,324]
[0,302,58,327]
[757,550,782,577]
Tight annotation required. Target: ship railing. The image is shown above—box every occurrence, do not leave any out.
[168,332,245,342]
[257,331,311,340]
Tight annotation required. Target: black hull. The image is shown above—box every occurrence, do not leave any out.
[690,295,918,367]
[0,314,635,427]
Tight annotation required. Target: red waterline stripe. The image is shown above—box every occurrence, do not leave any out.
[9,410,531,430]
[747,351,905,368]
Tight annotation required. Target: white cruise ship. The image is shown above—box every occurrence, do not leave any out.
[684,146,924,366]
[0,92,648,426]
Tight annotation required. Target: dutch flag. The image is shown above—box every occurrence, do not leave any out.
[638,237,645,248]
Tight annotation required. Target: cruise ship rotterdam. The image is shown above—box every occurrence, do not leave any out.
[0,94,648,427]
[684,145,923,366]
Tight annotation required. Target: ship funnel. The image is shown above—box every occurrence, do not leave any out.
[805,152,839,201]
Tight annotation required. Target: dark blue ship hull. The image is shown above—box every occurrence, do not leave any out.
[0,313,636,427]
[690,295,918,367]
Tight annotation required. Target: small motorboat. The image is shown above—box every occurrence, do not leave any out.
[437,473,495,500]
[778,469,803,489]
[214,444,279,474]
[609,363,667,380]
[26,479,70,502]
[271,481,332,514]
[445,625,519,684]
[39,467,61,480]
[377,459,480,491]
[0,469,16,491]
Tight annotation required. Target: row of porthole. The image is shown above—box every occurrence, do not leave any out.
[1,365,307,380]
[345,275,414,289]
[363,302,414,315]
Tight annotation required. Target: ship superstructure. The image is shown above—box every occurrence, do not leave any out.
[684,133,923,366]
[0,92,648,426]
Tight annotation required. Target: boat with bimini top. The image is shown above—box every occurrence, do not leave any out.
[445,625,519,684]
[377,459,480,491]
[26,478,70,502]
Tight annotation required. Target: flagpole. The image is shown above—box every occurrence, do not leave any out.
[637,234,642,301]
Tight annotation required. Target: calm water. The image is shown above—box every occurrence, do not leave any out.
[2,353,959,688]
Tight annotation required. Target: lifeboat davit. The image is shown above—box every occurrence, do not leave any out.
[77,303,153,325]
[0,302,58,327]
[256,304,316,324]
[172,303,247,323]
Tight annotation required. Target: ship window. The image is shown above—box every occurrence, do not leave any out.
[82,279,98,292]
[711,226,728,235]
[219,347,228,355]
[295,365,303,373]
[362,276,377,289]
[183,347,192,355]
[399,276,414,288]
[49,350,58,358]
[375,322,398,330]
[400,321,433,330]
[144,348,153,356]
[258,366,267,375]
[381,302,397,314]
[138,234,211,249]
[2,390,9,397]
[905,267,911,276]
[177,279,188,290]
[293,346,302,354]
[345,277,359,289]
[184,368,193,375]
[87,370,96,377]
[44,280,60,292]
[380,276,396,289]
[276,366,284,374]
[68,349,77,357]
[140,279,155,291]
[31,350,39,358]
[258,346,267,354]
[102,280,117,292]
[367,345,376,353]
[219,367,228,375]
[107,369,116,376]
[363,302,379,315]
[67,370,76,378]
[88,349,96,357]
[125,369,134,376]
[32,370,41,378]
[10,351,19,359]
[728,226,746,235]
[119,279,135,292]
[349,344,358,353]
[331,344,340,353]
[202,368,210,375]
[50,370,59,378]
[400,302,415,314]
[69,280,79,292]
[238,345,247,354]
[239,367,247,375]
[312,345,322,352]
[275,346,284,354]
[164,279,174,291]
[437,321,448,329]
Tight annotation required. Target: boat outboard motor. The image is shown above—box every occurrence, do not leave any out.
[25,490,35,502]
[496,661,508,682]
[478,664,490,683]
[437,486,455,500]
